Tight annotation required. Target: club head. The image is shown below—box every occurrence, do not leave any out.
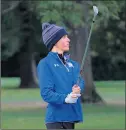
[93,6,98,16]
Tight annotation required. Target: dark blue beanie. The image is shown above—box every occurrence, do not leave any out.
[42,23,68,51]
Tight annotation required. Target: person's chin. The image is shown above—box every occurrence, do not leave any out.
[64,47,69,51]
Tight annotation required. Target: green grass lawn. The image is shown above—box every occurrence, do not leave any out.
[1,78,125,129]
[1,104,125,129]
[1,78,125,103]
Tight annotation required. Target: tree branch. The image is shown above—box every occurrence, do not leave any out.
[2,1,21,15]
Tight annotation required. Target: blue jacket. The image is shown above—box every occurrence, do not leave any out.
[37,52,85,123]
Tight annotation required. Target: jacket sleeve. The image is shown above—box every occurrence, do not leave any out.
[74,62,85,92]
[37,60,67,104]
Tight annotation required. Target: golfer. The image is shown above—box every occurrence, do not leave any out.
[37,22,85,129]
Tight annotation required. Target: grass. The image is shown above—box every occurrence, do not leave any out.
[1,77,42,103]
[1,104,125,129]
[1,78,125,129]
[1,77,20,88]
[1,88,42,103]
[95,81,125,102]
[1,78,125,103]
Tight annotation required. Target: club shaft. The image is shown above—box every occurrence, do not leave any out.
[80,15,96,70]
[76,15,96,85]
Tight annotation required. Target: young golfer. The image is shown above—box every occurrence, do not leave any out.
[37,22,85,129]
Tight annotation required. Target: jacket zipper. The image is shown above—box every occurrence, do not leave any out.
[57,54,69,72]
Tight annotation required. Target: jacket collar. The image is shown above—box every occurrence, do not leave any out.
[48,52,70,61]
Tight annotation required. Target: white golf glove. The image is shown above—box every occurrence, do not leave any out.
[65,92,81,103]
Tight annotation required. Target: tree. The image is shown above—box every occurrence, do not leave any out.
[1,0,42,88]
[91,0,125,80]
[1,0,21,60]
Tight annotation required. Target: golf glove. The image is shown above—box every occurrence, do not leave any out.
[65,93,81,103]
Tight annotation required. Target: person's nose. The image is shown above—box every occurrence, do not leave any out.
[67,37,70,42]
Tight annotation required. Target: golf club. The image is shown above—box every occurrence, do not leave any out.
[76,6,99,85]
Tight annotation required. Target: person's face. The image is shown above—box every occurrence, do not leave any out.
[55,35,70,52]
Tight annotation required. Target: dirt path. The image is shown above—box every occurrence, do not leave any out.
[1,99,125,110]
[1,101,48,109]
[106,99,125,106]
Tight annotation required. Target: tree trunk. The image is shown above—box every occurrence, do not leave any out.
[18,1,38,88]
[70,26,104,103]
[19,52,38,88]
[74,1,104,103]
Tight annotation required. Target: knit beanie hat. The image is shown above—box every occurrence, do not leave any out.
[42,22,68,51]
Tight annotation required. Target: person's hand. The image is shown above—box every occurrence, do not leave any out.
[65,92,78,103]
[72,85,81,96]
